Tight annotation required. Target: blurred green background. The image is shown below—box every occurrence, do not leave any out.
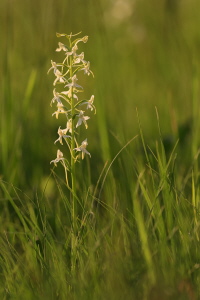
[1,0,200,189]
[1,1,200,299]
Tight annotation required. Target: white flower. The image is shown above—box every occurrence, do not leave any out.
[56,42,68,52]
[54,126,71,145]
[76,110,90,129]
[52,102,67,119]
[65,44,78,57]
[83,95,96,112]
[50,149,65,166]
[74,52,85,64]
[74,139,91,159]
[51,89,72,106]
[79,95,96,113]
[51,89,62,106]
[47,60,63,74]
[86,95,95,111]
[61,88,78,101]
[80,61,94,76]
[65,74,83,89]
[53,69,66,86]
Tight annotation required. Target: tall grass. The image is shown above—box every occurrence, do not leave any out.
[1,0,200,299]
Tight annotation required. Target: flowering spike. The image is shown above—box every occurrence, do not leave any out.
[48,32,96,182]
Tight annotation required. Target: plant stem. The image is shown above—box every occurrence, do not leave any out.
[69,40,77,272]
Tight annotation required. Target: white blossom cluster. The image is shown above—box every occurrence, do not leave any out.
[48,32,95,166]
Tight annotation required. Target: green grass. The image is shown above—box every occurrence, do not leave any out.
[1,0,200,299]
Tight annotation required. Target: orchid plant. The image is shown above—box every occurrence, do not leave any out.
[48,32,95,267]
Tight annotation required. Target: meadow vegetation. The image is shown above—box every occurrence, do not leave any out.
[0,0,200,299]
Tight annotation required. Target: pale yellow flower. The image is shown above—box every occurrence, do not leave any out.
[65,74,83,89]
[54,126,71,145]
[47,60,62,74]
[66,44,78,57]
[86,95,95,112]
[51,89,62,106]
[56,42,68,52]
[50,149,65,166]
[80,61,94,76]
[74,139,91,159]
[53,69,66,86]
[61,88,78,101]
[74,52,85,64]
[52,102,67,119]
[76,110,90,129]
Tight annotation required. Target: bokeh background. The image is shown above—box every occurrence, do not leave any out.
[1,0,200,191]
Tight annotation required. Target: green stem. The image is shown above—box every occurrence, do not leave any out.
[69,40,77,272]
